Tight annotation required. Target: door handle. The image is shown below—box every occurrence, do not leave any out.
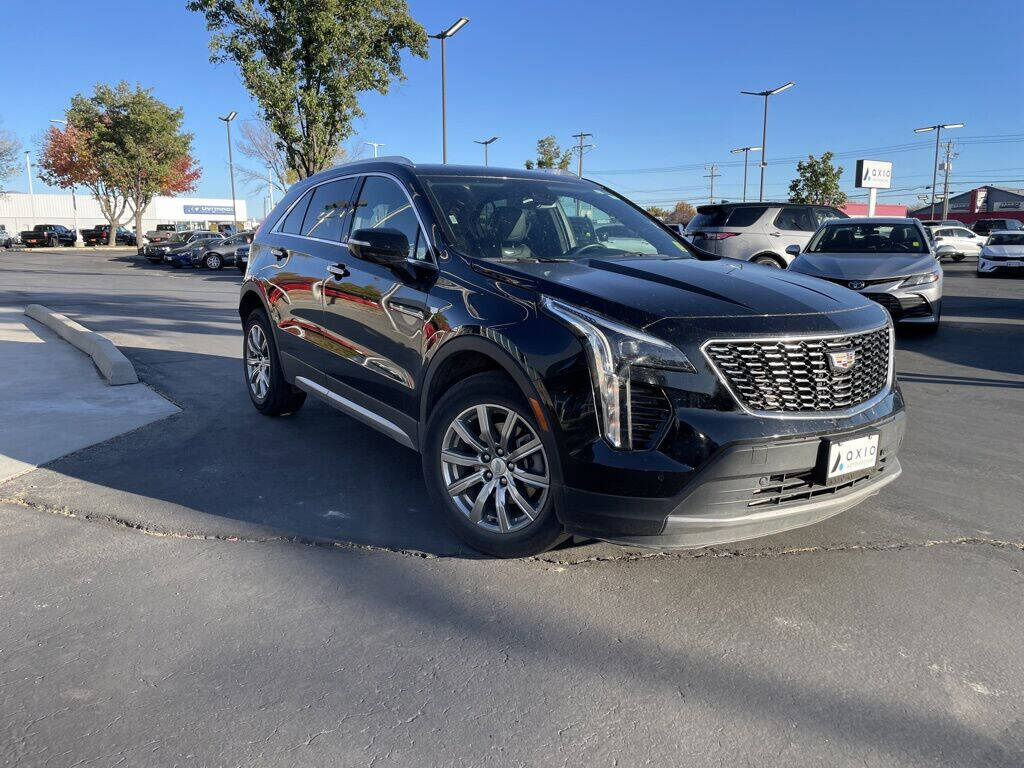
[768,231,781,237]
[270,247,288,260]
[327,264,350,278]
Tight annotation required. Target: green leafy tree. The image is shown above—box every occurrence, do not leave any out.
[67,83,200,243]
[524,136,572,170]
[788,151,847,206]
[665,201,697,225]
[645,205,670,219]
[187,0,428,179]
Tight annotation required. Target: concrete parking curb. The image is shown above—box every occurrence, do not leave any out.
[23,305,139,386]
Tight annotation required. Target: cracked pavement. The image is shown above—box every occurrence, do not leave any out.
[1,250,1022,766]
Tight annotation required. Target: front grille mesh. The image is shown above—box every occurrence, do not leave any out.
[704,327,891,413]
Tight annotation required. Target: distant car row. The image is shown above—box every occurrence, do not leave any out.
[139,230,253,271]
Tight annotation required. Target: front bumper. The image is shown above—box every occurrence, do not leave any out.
[978,255,1024,273]
[556,407,905,549]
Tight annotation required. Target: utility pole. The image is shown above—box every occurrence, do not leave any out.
[572,131,593,178]
[940,140,957,220]
[704,164,720,204]
[914,122,964,220]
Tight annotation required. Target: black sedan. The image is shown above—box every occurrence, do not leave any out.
[140,231,221,264]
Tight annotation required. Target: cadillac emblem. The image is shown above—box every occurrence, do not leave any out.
[848,280,866,290]
[828,349,857,372]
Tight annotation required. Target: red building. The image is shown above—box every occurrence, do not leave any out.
[840,202,907,217]
[908,185,1024,226]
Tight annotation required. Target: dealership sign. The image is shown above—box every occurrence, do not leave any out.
[995,200,1023,210]
[855,160,893,189]
[183,204,234,216]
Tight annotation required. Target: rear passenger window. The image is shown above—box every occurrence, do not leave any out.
[774,207,815,232]
[725,206,766,227]
[280,190,313,235]
[301,178,357,241]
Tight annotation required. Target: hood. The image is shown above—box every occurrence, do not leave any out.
[473,255,875,328]
[789,252,937,281]
[983,245,1024,257]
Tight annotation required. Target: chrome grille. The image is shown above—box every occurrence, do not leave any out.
[703,326,891,414]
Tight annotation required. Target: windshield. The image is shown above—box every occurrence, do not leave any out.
[807,222,928,254]
[422,175,690,262]
[167,232,191,243]
[989,233,1024,246]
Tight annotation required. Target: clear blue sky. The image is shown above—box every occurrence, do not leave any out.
[3,0,1023,217]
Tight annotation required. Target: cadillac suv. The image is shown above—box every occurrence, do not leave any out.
[239,159,905,557]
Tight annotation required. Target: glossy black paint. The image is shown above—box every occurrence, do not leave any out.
[239,160,904,543]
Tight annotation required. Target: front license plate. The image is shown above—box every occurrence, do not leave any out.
[1003,260,1023,267]
[824,433,879,485]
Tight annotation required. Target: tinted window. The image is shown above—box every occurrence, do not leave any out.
[725,206,767,227]
[989,233,1024,245]
[814,206,847,227]
[774,207,815,232]
[352,176,425,260]
[281,190,313,235]
[956,229,974,238]
[807,222,928,254]
[685,207,729,230]
[934,228,953,238]
[301,178,357,241]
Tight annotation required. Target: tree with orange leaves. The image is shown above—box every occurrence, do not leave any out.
[45,82,201,245]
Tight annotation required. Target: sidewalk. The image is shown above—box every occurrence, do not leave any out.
[0,307,179,484]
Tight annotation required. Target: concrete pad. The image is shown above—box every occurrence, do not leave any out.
[25,303,138,384]
[0,308,179,484]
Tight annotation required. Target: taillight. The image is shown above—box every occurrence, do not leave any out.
[700,232,740,241]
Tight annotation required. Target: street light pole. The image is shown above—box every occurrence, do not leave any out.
[730,145,762,202]
[219,111,239,231]
[474,136,498,165]
[366,141,386,158]
[914,122,964,220]
[430,17,469,164]
[49,119,82,245]
[741,82,794,202]
[25,151,36,223]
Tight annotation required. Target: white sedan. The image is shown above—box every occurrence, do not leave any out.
[932,225,985,262]
[977,231,1024,277]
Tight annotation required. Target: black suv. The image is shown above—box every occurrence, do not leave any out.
[240,159,905,557]
[971,218,1024,236]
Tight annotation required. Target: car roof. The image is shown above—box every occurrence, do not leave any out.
[989,229,1024,235]
[304,157,584,185]
[823,216,919,225]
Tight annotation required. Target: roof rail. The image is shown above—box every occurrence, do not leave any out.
[337,155,414,167]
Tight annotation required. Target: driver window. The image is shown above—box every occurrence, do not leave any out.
[352,176,424,260]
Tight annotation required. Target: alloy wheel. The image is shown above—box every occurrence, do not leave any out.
[245,323,271,400]
[440,403,549,534]
[207,254,222,269]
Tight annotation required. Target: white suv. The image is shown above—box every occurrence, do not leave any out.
[931,225,984,262]
[685,203,847,268]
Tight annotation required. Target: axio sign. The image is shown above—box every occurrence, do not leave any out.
[183,204,234,216]
[854,160,893,190]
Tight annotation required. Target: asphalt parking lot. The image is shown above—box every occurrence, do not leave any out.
[1,248,1022,766]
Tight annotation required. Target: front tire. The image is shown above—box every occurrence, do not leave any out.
[952,253,965,262]
[243,309,306,416]
[423,372,565,557]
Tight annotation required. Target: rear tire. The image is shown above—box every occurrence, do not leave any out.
[752,254,783,268]
[422,372,565,557]
[243,308,306,416]
[204,253,223,270]
[952,253,965,262]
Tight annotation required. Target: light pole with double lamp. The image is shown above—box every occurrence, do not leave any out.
[431,17,469,164]
[914,122,964,220]
[48,119,83,246]
[740,81,794,202]
[729,145,762,203]
[474,136,498,166]
[219,111,239,231]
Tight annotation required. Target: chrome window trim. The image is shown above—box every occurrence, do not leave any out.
[270,171,436,266]
[699,322,894,420]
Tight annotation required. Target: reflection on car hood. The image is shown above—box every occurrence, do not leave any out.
[479,255,875,325]
[788,252,937,280]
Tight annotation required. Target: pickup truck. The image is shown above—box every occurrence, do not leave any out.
[83,224,137,246]
[145,224,178,243]
[20,224,77,248]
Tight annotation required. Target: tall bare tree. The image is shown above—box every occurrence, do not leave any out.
[0,121,21,190]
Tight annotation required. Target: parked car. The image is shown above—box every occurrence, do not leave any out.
[977,231,1024,277]
[193,231,254,270]
[920,219,963,229]
[145,224,179,244]
[235,244,249,272]
[239,159,904,557]
[140,230,221,263]
[930,224,984,262]
[787,217,942,332]
[971,218,1024,236]
[0,225,13,248]
[83,224,137,246]
[20,224,76,248]
[684,202,848,267]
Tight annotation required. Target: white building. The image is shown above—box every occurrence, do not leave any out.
[0,191,249,235]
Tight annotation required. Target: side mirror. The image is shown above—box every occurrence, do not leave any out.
[785,244,801,257]
[348,228,410,266]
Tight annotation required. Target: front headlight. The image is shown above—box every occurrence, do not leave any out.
[901,271,941,287]
[541,297,694,449]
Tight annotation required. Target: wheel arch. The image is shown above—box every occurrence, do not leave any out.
[238,285,269,324]
[750,251,788,268]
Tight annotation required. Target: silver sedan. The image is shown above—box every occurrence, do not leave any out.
[786,217,942,332]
